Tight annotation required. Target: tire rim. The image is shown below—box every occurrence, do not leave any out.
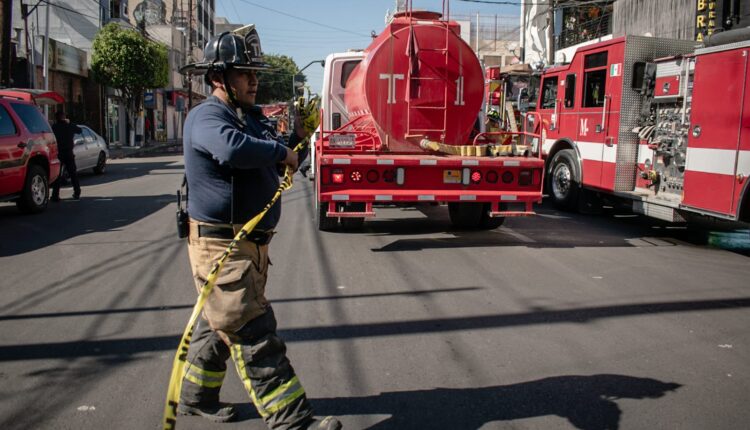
[552,163,571,200]
[31,174,46,205]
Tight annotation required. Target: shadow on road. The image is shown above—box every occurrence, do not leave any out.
[0,286,482,321]
[309,374,680,430]
[65,158,183,187]
[0,193,176,257]
[353,204,749,255]
[2,296,748,361]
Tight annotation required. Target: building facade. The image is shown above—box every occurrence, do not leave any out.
[522,0,750,67]
[10,0,125,139]
[6,0,212,146]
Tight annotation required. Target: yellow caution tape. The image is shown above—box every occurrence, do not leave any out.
[162,138,307,429]
[295,95,320,137]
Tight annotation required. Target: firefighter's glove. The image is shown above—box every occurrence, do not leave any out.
[294,95,320,139]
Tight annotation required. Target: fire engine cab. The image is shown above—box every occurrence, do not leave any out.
[537,32,750,224]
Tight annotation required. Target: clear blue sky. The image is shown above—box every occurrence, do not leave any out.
[215,0,521,94]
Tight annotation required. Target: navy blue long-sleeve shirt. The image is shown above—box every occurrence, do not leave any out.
[183,96,301,229]
[52,122,82,158]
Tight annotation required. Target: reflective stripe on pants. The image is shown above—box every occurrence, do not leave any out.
[180,310,314,429]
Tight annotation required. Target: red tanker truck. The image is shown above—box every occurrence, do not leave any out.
[312,8,545,231]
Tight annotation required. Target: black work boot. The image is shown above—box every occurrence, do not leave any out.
[308,416,343,430]
[177,402,237,423]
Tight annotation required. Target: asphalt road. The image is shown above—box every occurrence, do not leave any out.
[0,155,748,430]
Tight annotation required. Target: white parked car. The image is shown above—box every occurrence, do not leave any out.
[61,125,109,180]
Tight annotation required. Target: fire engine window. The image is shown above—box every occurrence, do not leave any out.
[564,74,576,108]
[540,76,558,109]
[340,60,361,88]
[584,52,608,69]
[583,69,606,107]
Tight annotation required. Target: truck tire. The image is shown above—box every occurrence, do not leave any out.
[448,202,483,229]
[548,149,580,211]
[313,179,338,231]
[316,202,339,231]
[480,203,505,229]
[17,164,49,214]
[340,203,365,230]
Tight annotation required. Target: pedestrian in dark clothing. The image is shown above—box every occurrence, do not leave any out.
[177,29,340,430]
[144,117,152,144]
[51,110,81,201]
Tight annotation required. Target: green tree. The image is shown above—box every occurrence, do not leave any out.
[257,54,304,104]
[91,23,168,145]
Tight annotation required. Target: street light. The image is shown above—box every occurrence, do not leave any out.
[290,60,324,134]
[291,60,325,100]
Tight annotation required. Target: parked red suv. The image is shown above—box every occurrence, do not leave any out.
[0,96,60,213]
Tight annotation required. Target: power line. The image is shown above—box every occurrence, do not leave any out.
[39,0,100,21]
[457,0,615,6]
[235,0,372,38]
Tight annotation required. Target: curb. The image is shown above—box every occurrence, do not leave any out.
[110,141,183,159]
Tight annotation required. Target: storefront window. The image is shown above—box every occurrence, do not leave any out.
[107,98,120,145]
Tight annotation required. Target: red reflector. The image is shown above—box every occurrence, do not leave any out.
[350,170,362,183]
[332,169,345,184]
[366,169,379,182]
[519,170,532,185]
[321,167,331,185]
[502,171,514,183]
[471,170,482,184]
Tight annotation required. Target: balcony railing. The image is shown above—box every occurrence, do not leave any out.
[556,12,612,51]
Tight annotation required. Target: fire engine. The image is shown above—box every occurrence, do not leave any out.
[536,30,750,224]
[312,7,545,231]
[260,103,290,136]
[484,63,535,135]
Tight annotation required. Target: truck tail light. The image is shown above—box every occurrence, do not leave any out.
[350,170,363,183]
[486,170,498,183]
[332,169,345,184]
[321,167,331,185]
[519,169,532,185]
[470,170,482,184]
[502,171,514,184]
[366,169,379,182]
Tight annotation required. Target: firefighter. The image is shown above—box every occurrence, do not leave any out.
[485,109,502,132]
[178,29,341,430]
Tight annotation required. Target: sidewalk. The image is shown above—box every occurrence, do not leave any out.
[109,139,183,159]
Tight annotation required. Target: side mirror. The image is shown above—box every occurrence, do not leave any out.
[518,88,530,112]
[632,61,656,94]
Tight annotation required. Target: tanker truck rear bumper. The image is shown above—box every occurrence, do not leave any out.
[317,154,544,219]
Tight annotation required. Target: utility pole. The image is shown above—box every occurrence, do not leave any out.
[22,3,34,88]
[187,0,193,110]
[1,0,12,87]
[43,0,50,116]
[520,1,526,63]
[547,0,556,65]
[475,12,479,53]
